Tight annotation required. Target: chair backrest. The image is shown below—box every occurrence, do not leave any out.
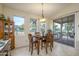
[34,32,41,41]
[28,33,33,42]
[46,32,53,41]
[35,32,40,37]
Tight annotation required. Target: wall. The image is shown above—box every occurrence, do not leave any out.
[0,4,3,14]
[51,4,79,48]
[47,19,53,31]
[75,12,79,49]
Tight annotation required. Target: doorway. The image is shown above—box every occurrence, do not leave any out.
[13,16,26,48]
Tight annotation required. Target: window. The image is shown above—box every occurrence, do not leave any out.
[30,18,37,32]
[53,15,75,47]
[14,16,24,32]
[13,16,26,48]
[40,20,46,36]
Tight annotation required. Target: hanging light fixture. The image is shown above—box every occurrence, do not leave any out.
[40,3,46,22]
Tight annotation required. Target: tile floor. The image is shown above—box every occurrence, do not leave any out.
[11,42,79,56]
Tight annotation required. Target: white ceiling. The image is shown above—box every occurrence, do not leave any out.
[3,3,71,18]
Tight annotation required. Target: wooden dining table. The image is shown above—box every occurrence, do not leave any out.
[33,35,46,43]
[32,35,46,54]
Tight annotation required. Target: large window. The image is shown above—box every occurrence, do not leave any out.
[40,20,46,36]
[53,22,61,39]
[53,15,75,47]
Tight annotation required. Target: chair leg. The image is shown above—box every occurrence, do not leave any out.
[37,43,39,55]
[37,47,39,55]
[41,42,43,49]
[31,44,33,55]
[52,41,53,48]
[50,43,52,51]
[35,43,37,48]
[46,42,48,54]
[5,50,8,56]
[29,44,30,51]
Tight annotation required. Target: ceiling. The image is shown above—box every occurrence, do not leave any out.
[3,3,71,18]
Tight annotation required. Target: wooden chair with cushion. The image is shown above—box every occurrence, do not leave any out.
[41,36,46,49]
[45,32,53,53]
[28,33,40,55]
[41,31,54,54]
[35,32,41,54]
[46,32,53,52]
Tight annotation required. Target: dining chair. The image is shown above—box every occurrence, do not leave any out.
[41,36,46,49]
[28,33,40,55]
[41,32,53,53]
[35,32,41,54]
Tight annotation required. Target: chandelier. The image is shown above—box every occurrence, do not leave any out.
[40,3,46,22]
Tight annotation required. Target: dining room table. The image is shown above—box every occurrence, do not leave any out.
[32,35,46,54]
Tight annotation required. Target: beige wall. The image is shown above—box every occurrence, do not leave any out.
[75,12,79,49]
[0,4,3,14]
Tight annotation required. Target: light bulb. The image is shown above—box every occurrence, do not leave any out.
[40,18,46,22]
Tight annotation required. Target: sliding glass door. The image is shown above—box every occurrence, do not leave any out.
[62,18,68,40]
[53,15,75,47]
[53,20,61,40]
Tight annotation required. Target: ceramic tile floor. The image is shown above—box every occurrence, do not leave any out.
[11,42,79,56]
